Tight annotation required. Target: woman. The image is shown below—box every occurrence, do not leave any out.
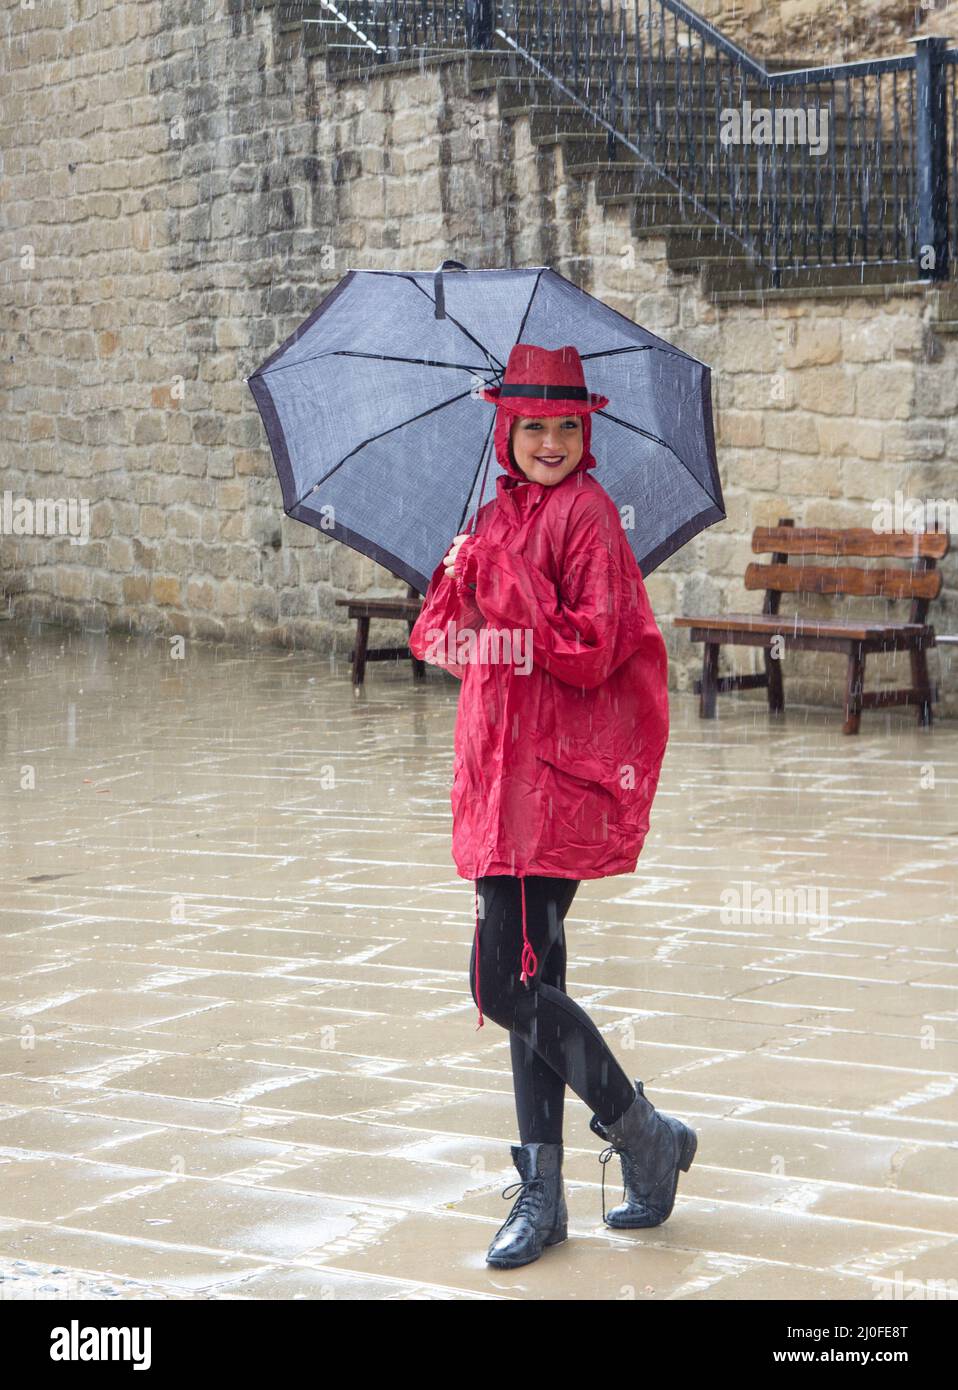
[408,344,697,1270]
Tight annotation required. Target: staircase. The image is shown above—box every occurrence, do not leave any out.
[281,1,958,329]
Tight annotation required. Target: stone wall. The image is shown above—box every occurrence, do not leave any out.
[2,2,956,716]
[701,0,944,61]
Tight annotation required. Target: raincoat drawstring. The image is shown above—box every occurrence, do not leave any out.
[519,871,538,985]
[474,875,540,1030]
[474,882,484,1030]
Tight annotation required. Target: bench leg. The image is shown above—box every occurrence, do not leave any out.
[764,646,785,714]
[910,645,933,728]
[407,620,426,680]
[843,647,864,735]
[700,642,720,719]
[352,615,370,687]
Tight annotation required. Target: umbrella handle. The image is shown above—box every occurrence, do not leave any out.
[434,260,468,320]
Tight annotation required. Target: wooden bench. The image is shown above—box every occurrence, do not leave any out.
[335,584,425,686]
[673,517,949,734]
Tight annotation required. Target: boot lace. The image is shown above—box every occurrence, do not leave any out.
[498,1177,544,1228]
[596,1144,626,1224]
[597,1122,677,1223]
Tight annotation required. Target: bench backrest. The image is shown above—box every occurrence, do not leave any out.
[745,517,950,624]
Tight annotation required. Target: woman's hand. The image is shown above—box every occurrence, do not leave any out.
[443,533,472,580]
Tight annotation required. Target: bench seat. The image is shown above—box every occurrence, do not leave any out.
[674,614,932,646]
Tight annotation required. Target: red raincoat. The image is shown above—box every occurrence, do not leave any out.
[408,405,670,1027]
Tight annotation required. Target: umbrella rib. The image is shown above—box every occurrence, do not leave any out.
[257,349,493,378]
[448,268,541,537]
[594,408,723,508]
[456,410,497,537]
[513,267,544,346]
[578,344,700,365]
[450,267,550,535]
[395,274,507,375]
[289,387,481,510]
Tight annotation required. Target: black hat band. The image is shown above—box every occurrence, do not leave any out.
[497,383,591,400]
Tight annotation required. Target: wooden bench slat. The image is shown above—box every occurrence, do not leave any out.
[335,598,422,620]
[752,526,950,559]
[673,613,928,640]
[744,561,943,601]
[334,597,421,609]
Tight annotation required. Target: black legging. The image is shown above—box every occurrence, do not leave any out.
[469,874,636,1144]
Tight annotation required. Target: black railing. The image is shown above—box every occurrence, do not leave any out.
[299,1,486,58]
[304,0,958,283]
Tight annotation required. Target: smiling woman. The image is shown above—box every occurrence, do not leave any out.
[408,343,696,1272]
[509,414,584,487]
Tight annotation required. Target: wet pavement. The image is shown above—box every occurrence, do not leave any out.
[1,620,956,1301]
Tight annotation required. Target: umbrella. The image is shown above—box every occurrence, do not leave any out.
[247,261,724,594]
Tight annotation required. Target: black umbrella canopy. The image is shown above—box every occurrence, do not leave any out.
[247,264,723,594]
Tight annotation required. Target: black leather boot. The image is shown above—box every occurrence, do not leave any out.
[589,1079,697,1228]
[485,1141,568,1268]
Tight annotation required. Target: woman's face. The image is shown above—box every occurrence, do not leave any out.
[509,414,584,486]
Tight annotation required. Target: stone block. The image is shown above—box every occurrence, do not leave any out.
[783,321,842,369]
[763,412,819,454]
[855,366,914,420]
[816,418,884,461]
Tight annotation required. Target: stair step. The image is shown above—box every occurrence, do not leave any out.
[701,259,918,293]
[477,77,863,109]
[530,116,882,144]
[468,42,828,72]
[595,171,918,210]
[547,131,913,169]
[562,147,917,191]
[627,231,914,270]
[632,222,907,245]
[475,73,856,110]
[524,106,890,145]
[625,205,916,240]
[324,44,500,76]
[709,280,929,304]
[930,287,958,314]
[669,251,907,273]
[481,52,852,92]
[567,169,917,234]
[663,228,905,259]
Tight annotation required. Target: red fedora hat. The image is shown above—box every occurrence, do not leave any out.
[479,343,609,416]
